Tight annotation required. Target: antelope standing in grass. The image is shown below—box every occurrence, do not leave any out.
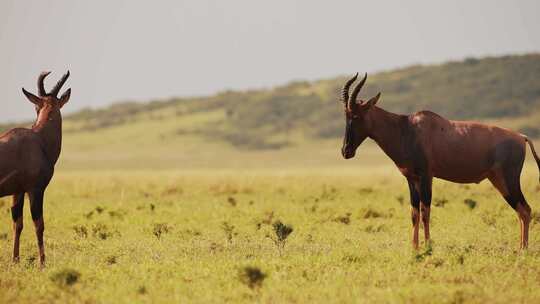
[1,71,71,266]
[340,73,540,249]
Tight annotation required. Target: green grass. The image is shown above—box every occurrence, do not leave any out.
[1,160,539,303]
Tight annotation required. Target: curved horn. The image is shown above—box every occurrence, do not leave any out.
[341,73,358,104]
[38,71,51,96]
[348,73,367,110]
[50,70,70,97]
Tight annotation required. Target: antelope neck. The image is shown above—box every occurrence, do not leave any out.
[366,107,408,165]
[32,113,62,165]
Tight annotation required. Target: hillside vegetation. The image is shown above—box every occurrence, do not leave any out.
[1,54,539,169]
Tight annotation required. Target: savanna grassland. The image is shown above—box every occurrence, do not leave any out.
[1,54,540,303]
[1,147,539,303]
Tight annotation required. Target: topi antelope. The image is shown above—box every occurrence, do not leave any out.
[0,71,71,266]
[340,73,540,249]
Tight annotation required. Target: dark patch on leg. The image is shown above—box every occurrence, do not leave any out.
[29,189,46,265]
[408,180,420,225]
[408,180,420,209]
[11,203,23,221]
[11,194,24,221]
[419,175,432,207]
[492,139,526,210]
[503,195,519,210]
[29,189,45,221]
[501,173,525,211]
[418,175,432,243]
[30,203,44,221]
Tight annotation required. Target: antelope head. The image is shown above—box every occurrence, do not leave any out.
[22,71,71,126]
[340,73,381,159]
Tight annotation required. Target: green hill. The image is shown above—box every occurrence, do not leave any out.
[2,54,540,169]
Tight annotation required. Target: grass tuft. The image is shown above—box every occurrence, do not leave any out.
[238,266,266,289]
[50,269,81,287]
[153,223,171,239]
[464,198,477,210]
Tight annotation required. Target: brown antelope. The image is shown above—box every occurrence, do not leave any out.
[1,71,70,266]
[340,73,540,250]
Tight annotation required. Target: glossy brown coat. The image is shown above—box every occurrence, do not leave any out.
[0,71,70,266]
[340,73,540,249]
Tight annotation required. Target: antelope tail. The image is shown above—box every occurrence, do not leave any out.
[524,136,540,182]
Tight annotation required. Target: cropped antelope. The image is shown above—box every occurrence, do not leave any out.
[340,73,540,249]
[0,71,71,266]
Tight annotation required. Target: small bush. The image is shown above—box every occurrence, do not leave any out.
[227,196,237,207]
[106,255,118,265]
[434,198,448,207]
[268,221,293,254]
[108,210,126,220]
[238,266,266,289]
[137,286,147,295]
[363,209,383,219]
[73,225,88,238]
[50,269,80,287]
[334,213,351,225]
[92,223,115,240]
[221,222,237,243]
[153,223,171,239]
[464,199,477,210]
[342,254,362,264]
[273,221,293,243]
[26,255,37,268]
[364,224,386,233]
[414,243,433,262]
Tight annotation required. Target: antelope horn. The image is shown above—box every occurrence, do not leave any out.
[50,70,70,97]
[348,73,367,110]
[38,71,51,96]
[341,73,358,104]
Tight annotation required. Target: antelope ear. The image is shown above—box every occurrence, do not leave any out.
[59,88,71,108]
[366,92,381,108]
[22,88,43,107]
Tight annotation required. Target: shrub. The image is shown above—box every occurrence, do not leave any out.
[221,222,237,243]
[238,266,266,289]
[268,221,294,254]
[464,199,477,210]
[50,269,80,287]
[153,223,171,239]
[73,225,88,238]
[334,213,351,225]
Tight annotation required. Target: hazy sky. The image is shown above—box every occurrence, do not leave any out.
[0,0,539,122]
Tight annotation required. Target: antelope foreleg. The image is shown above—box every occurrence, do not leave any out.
[11,194,24,263]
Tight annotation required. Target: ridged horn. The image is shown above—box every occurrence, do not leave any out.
[348,73,367,110]
[38,71,51,96]
[341,73,358,104]
[50,70,70,97]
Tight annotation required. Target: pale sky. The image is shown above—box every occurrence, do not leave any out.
[0,0,539,122]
